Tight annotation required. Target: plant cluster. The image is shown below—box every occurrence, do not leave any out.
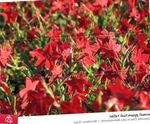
[0,0,149,116]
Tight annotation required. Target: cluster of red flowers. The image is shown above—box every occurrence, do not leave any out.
[0,0,149,116]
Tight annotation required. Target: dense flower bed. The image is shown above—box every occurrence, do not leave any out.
[0,0,149,116]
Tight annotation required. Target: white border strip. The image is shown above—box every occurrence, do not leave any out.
[18,110,150,124]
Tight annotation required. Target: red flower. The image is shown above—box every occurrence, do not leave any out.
[107,78,134,104]
[61,94,86,114]
[136,33,147,49]
[0,45,12,68]
[94,30,120,59]
[50,0,76,15]
[128,0,140,20]
[97,61,128,83]
[77,16,91,29]
[0,100,13,114]
[85,0,112,15]
[46,27,61,40]
[130,47,149,65]
[118,19,133,36]
[93,0,110,7]
[19,77,39,99]
[75,36,98,67]
[0,3,17,23]
[19,77,39,109]
[101,39,121,59]
[133,62,148,84]
[30,46,46,68]
[50,0,65,12]
[24,91,54,115]
[30,41,60,70]
[64,71,92,95]
[27,27,41,42]
[135,91,150,110]
[30,40,70,77]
